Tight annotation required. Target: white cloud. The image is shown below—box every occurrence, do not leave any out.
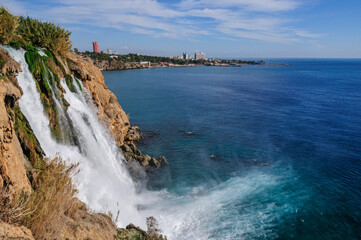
[296,30,323,38]
[178,0,300,12]
[4,0,321,44]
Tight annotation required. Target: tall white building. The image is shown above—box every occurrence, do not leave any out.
[107,48,112,54]
[183,52,189,60]
[195,52,206,60]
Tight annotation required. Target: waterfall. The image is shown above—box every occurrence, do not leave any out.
[3,46,151,228]
[2,46,300,239]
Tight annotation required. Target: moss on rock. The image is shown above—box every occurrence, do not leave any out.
[11,105,44,168]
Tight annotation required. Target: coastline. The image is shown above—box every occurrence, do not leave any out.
[96,61,290,72]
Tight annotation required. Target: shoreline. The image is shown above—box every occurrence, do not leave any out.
[99,62,290,72]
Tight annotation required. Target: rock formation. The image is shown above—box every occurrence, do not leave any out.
[0,49,31,194]
[67,52,130,146]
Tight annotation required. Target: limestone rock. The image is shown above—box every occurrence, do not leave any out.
[67,52,130,146]
[0,49,32,194]
[120,143,133,154]
[157,156,168,166]
[124,125,142,143]
[117,224,147,240]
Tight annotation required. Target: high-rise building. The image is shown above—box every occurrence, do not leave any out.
[195,52,206,60]
[107,48,112,54]
[183,52,189,60]
[92,42,99,53]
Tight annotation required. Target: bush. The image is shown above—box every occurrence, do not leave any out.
[0,157,79,238]
[0,57,4,70]
[21,157,79,238]
[9,40,22,49]
[0,6,18,44]
[146,216,167,240]
[17,16,72,56]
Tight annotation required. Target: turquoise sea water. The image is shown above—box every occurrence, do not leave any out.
[104,59,361,239]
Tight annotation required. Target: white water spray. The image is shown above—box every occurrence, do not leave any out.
[3,46,151,227]
[2,46,305,239]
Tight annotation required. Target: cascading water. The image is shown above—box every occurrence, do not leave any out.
[3,46,306,239]
[3,46,153,228]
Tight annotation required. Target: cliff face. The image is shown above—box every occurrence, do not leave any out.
[67,52,130,146]
[0,46,163,239]
[0,49,31,194]
[0,48,126,239]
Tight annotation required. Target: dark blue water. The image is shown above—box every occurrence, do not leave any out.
[104,59,361,239]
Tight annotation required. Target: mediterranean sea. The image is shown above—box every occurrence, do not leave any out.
[104,59,361,239]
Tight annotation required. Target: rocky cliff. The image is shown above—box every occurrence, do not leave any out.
[67,52,167,171]
[0,49,31,194]
[0,47,168,239]
[67,52,131,146]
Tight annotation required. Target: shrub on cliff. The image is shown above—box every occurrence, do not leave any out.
[17,16,72,57]
[0,157,79,239]
[21,157,79,238]
[0,6,19,44]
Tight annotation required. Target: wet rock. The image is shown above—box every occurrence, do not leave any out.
[141,158,150,167]
[149,158,160,168]
[140,155,151,167]
[120,125,168,173]
[117,224,147,240]
[120,144,132,154]
[157,156,168,166]
[129,143,142,156]
[124,125,142,143]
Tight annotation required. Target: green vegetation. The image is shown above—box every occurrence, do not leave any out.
[18,16,72,56]
[0,55,4,69]
[12,105,44,168]
[0,7,72,56]
[117,217,167,240]
[0,7,72,142]
[23,48,65,141]
[74,77,82,91]
[84,52,199,65]
[8,40,22,49]
[82,51,265,68]
[0,6,19,44]
[65,74,75,92]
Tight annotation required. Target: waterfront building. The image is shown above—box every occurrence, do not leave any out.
[195,52,206,60]
[183,52,189,60]
[92,42,99,53]
[140,61,151,67]
[107,48,112,54]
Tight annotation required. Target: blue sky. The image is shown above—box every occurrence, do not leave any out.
[2,0,361,58]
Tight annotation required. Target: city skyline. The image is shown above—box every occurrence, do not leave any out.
[2,0,361,58]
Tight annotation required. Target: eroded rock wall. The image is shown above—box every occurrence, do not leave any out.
[0,49,31,194]
[67,52,130,146]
